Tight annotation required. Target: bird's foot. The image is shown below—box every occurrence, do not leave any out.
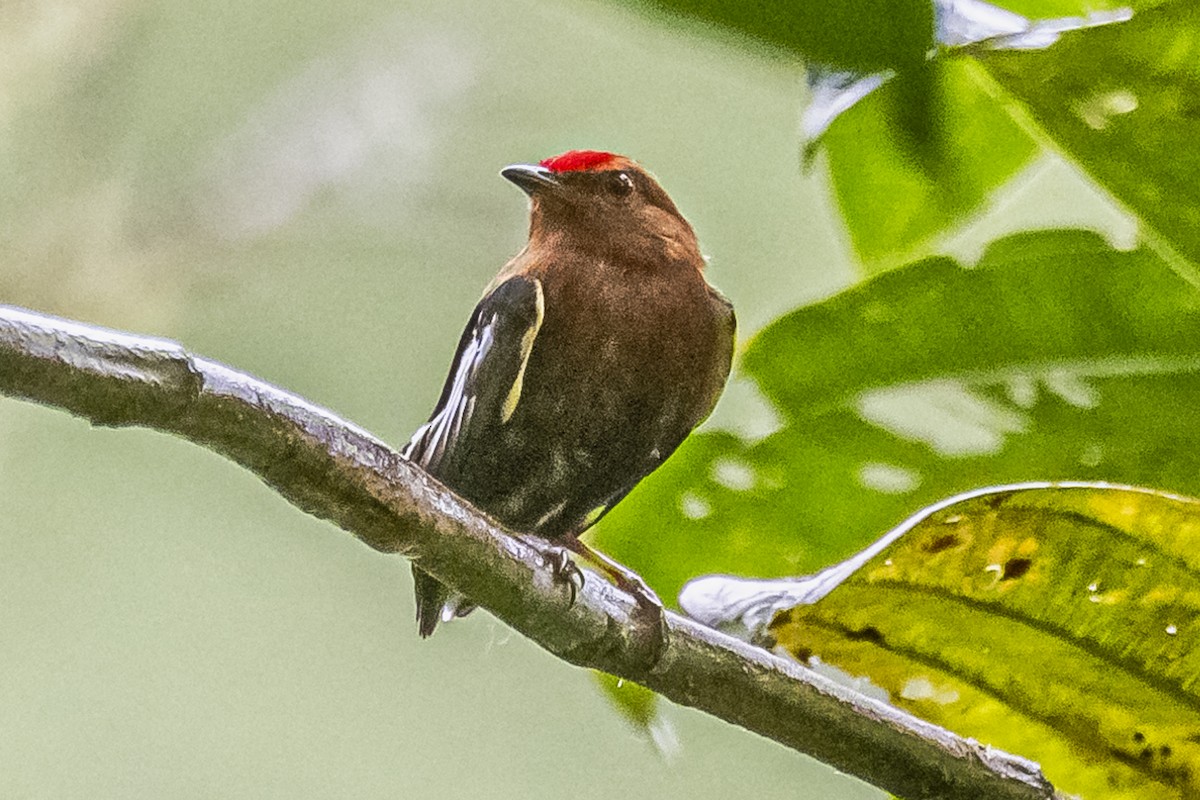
[519,536,586,604]
[562,537,669,669]
[543,545,585,605]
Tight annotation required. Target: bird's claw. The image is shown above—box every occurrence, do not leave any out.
[545,547,585,605]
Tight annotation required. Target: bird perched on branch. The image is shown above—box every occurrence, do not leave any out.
[404,150,735,638]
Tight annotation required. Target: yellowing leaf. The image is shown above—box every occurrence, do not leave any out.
[770,484,1200,799]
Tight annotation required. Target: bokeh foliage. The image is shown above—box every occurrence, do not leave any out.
[820,59,1036,268]
[982,0,1200,278]
[627,0,934,71]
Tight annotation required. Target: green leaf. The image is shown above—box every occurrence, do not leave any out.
[981,0,1200,282]
[624,0,934,72]
[746,229,1199,412]
[769,484,1200,800]
[593,671,659,729]
[821,59,1037,269]
[592,672,678,756]
[594,230,1200,601]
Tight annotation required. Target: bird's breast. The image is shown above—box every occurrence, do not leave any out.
[520,261,720,438]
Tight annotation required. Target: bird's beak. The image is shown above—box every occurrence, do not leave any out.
[501,164,559,195]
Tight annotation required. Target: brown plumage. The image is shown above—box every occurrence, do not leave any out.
[404,151,735,637]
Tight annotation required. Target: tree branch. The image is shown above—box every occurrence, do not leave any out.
[0,303,1055,800]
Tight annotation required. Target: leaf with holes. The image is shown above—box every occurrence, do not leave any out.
[769,483,1200,800]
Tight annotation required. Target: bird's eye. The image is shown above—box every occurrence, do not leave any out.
[607,172,634,197]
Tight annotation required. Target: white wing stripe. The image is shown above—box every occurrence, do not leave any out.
[404,314,497,470]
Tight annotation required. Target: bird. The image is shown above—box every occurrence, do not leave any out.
[403,150,735,638]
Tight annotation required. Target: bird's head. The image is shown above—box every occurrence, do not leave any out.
[501,150,702,269]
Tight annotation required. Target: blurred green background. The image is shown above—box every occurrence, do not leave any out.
[0,1,1129,797]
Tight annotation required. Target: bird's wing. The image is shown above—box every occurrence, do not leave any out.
[403,275,545,476]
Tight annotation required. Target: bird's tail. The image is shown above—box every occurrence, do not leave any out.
[412,566,450,638]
